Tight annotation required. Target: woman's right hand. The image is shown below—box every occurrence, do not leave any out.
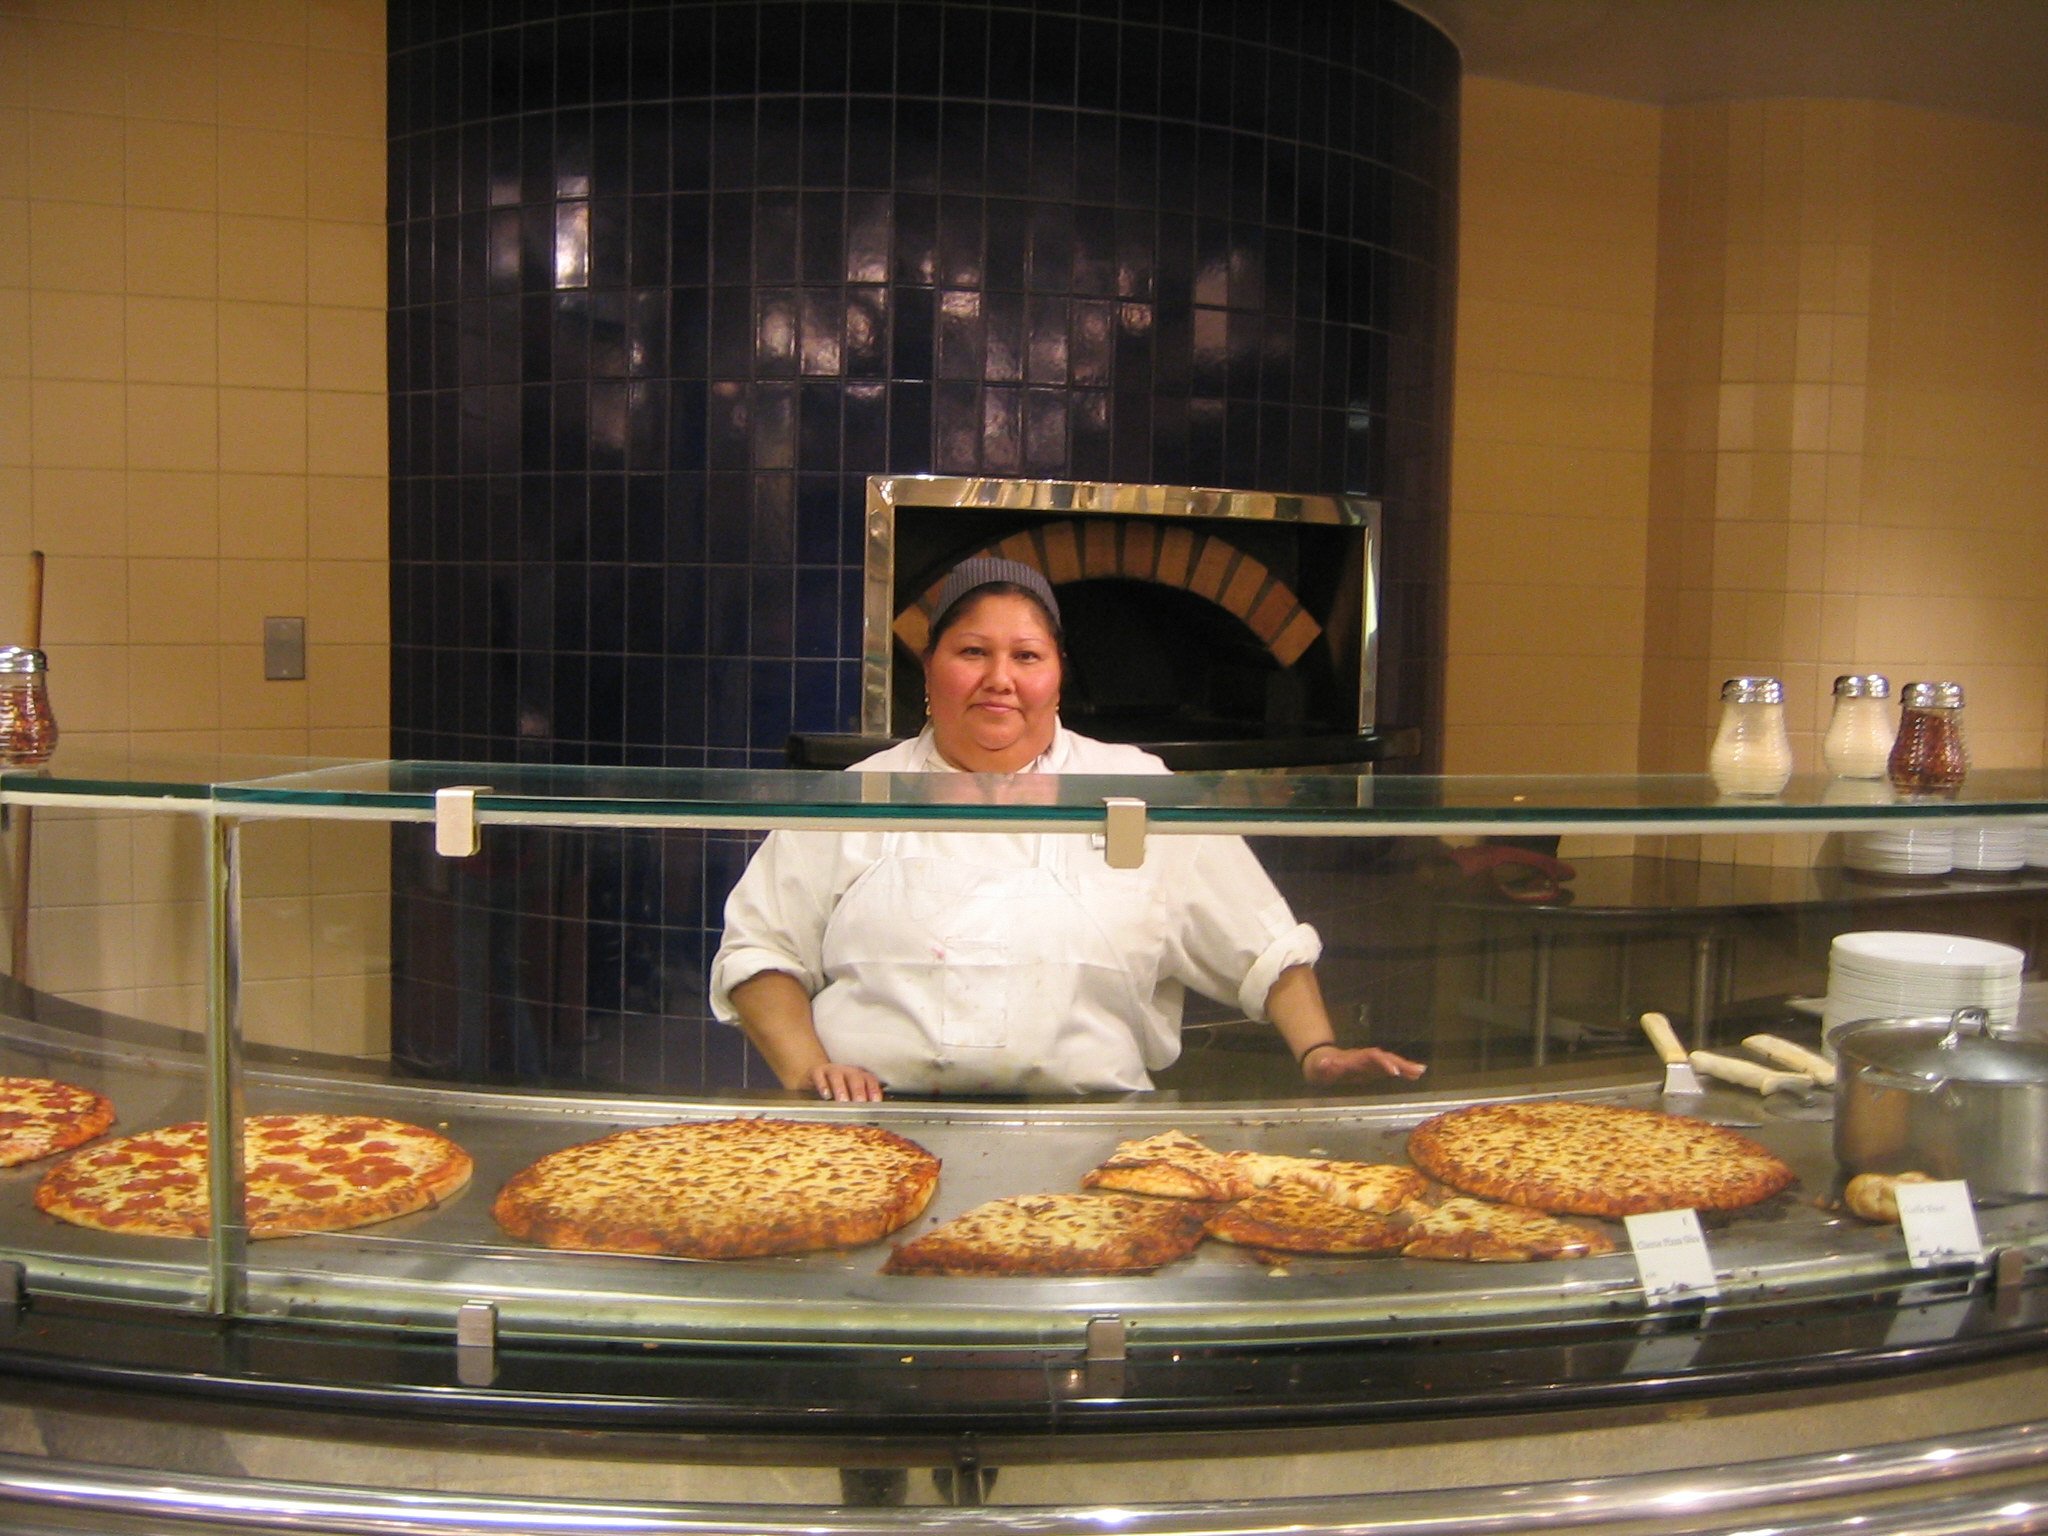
[808,1061,885,1103]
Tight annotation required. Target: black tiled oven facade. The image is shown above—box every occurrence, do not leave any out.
[386,0,1458,1089]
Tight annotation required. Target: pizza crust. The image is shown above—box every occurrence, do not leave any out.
[493,1118,940,1258]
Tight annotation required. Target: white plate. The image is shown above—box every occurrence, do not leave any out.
[1830,930,2026,977]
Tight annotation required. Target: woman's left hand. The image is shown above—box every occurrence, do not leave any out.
[1302,1044,1427,1085]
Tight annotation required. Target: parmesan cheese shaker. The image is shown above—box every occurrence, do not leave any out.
[1821,674,1893,778]
[1709,676,1793,796]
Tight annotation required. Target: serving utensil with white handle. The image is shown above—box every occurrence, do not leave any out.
[1742,1032,1838,1089]
[1641,1011,1702,1097]
[1688,1049,1815,1100]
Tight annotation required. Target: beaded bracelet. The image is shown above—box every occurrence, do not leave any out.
[1296,1040,1338,1067]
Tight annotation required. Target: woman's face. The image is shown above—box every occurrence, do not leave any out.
[923,591,1062,772]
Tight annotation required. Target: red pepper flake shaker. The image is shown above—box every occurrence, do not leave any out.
[1887,680,1968,795]
[0,647,56,766]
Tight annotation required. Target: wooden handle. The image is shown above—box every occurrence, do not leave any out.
[1742,1032,1837,1088]
[25,550,43,651]
[1690,1050,1813,1098]
[1640,1011,1687,1066]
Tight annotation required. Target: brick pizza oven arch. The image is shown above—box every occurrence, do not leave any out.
[892,519,1324,669]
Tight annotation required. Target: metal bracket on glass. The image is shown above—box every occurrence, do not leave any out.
[1102,798,1147,869]
[0,1260,22,1309]
[1083,1314,1127,1397]
[1993,1247,2027,1322]
[1084,1315,1127,1363]
[455,1299,498,1386]
[433,786,488,858]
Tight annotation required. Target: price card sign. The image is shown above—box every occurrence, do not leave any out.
[1625,1209,1720,1304]
[1895,1180,1983,1268]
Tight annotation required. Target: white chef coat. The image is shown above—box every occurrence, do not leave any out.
[709,723,1321,1094]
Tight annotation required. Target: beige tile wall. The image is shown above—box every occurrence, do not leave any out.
[1451,81,2048,868]
[0,0,390,1054]
[1445,81,1663,774]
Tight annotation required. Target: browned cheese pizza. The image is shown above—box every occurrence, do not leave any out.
[1203,1181,1411,1255]
[884,1192,1208,1276]
[1399,1196,1616,1262]
[0,1076,115,1167]
[492,1117,939,1258]
[1407,1100,1796,1218]
[34,1114,473,1238]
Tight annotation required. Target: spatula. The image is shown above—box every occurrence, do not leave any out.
[1641,1011,1702,1097]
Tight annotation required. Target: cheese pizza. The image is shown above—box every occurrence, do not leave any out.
[492,1117,940,1258]
[34,1113,472,1238]
[884,1192,1208,1275]
[0,1076,115,1167]
[1407,1100,1796,1218]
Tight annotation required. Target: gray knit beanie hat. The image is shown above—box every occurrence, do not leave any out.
[929,556,1062,634]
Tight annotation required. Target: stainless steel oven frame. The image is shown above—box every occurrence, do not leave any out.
[861,476,1382,742]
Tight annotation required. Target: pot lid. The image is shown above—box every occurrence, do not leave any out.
[1836,1008,2048,1084]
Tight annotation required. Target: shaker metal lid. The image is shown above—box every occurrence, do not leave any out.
[1720,676,1784,704]
[1834,1007,2048,1085]
[0,646,48,675]
[1831,673,1890,699]
[1900,680,1964,709]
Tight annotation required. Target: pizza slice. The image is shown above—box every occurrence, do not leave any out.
[1080,1130,1257,1202]
[1400,1196,1616,1262]
[1203,1181,1411,1255]
[1274,1160,1429,1215]
[883,1193,1209,1276]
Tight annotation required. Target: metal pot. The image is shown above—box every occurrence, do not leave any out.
[1833,1008,2048,1199]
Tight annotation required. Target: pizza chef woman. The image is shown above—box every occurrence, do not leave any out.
[711,557,1429,1102]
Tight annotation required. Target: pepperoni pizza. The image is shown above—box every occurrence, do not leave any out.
[34,1113,473,1238]
[0,1076,115,1167]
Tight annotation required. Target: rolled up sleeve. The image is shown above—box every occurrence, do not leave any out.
[1163,834,1323,1022]
[708,830,836,1022]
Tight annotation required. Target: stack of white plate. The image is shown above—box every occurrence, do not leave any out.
[1952,822,2026,872]
[1842,825,1953,876]
[2027,820,2048,870]
[1821,929,2025,1043]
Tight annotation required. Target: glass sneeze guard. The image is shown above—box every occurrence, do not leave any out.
[3,743,2047,1348]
